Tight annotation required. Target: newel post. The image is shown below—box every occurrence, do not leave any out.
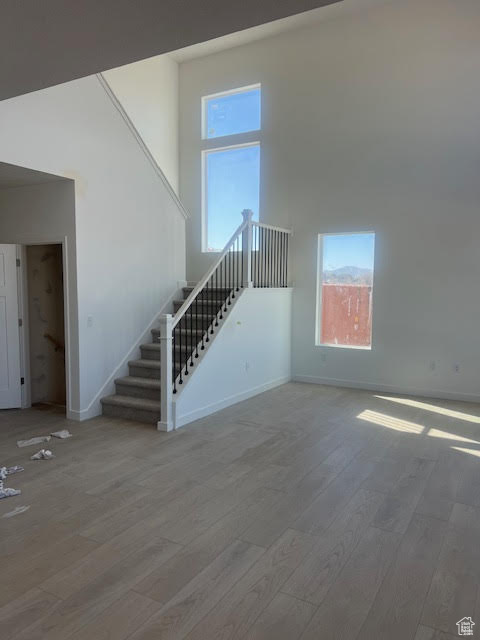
[241,209,254,288]
[158,313,174,431]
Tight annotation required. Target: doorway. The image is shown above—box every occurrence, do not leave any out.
[25,244,66,410]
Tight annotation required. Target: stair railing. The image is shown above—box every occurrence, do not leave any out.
[158,209,291,431]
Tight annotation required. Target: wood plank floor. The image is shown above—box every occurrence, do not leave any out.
[1,383,479,639]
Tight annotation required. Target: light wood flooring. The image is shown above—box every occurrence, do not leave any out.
[1,382,480,639]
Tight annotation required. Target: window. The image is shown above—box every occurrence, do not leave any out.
[202,86,261,139]
[201,85,261,252]
[317,232,375,349]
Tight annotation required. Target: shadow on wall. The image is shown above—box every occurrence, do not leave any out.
[26,244,65,406]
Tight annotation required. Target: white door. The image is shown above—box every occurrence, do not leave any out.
[0,245,21,408]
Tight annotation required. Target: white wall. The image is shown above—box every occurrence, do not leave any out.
[0,181,79,410]
[179,0,480,403]
[0,74,186,417]
[103,55,179,193]
[174,288,292,427]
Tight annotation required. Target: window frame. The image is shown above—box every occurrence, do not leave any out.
[201,83,261,141]
[315,231,376,350]
[201,140,260,254]
[201,83,262,254]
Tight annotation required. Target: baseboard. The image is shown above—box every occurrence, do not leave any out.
[66,408,82,421]
[174,375,291,429]
[75,286,181,421]
[292,374,480,404]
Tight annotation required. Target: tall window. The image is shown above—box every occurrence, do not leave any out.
[317,232,375,349]
[201,85,261,252]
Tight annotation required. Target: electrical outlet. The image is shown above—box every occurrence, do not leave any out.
[454,364,460,373]
[245,361,250,372]
[429,361,436,371]
[87,315,93,328]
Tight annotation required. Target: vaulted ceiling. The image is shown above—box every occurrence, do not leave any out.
[0,0,342,101]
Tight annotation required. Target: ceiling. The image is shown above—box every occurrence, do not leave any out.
[0,0,342,102]
[0,163,66,190]
[170,0,391,62]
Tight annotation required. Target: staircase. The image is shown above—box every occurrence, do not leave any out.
[100,285,227,424]
[101,210,291,428]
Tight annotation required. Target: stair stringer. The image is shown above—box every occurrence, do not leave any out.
[173,287,293,429]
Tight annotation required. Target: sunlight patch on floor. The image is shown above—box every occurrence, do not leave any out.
[374,395,480,424]
[357,409,424,434]
[451,446,480,458]
[427,428,480,445]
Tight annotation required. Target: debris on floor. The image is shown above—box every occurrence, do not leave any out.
[17,435,51,448]
[0,467,22,500]
[2,505,30,518]
[31,449,55,460]
[5,465,24,475]
[51,429,72,439]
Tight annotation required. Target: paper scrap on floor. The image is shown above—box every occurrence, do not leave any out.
[0,467,21,499]
[17,435,51,448]
[31,449,55,460]
[0,465,24,475]
[51,429,72,439]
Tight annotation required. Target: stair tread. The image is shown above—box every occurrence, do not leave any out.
[101,394,160,410]
[152,324,210,334]
[174,299,226,305]
[128,358,160,369]
[140,343,161,351]
[115,376,161,389]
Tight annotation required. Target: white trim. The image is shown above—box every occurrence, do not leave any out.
[76,285,181,421]
[253,221,292,234]
[172,218,248,329]
[174,375,291,429]
[201,83,261,141]
[292,375,480,405]
[201,141,260,253]
[96,73,190,221]
[316,231,375,348]
[14,236,73,416]
[16,245,31,409]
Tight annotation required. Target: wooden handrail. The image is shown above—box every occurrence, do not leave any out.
[171,217,248,330]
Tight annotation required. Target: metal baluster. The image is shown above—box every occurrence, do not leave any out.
[276,231,279,287]
[232,240,237,298]
[210,274,215,334]
[241,233,244,287]
[228,246,232,305]
[184,313,189,376]
[222,254,227,313]
[200,286,205,350]
[205,280,210,343]
[214,266,219,326]
[253,226,257,287]
[219,259,224,319]
[270,229,273,286]
[285,233,288,286]
[195,292,199,357]
[189,304,194,367]
[173,321,177,393]
[178,315,183,385]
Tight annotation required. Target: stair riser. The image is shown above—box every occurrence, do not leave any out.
[140,345,200,361]
[129,364,160,380]
[140,347,160,361]
[173,302,226,313]
[183,288,234,299]
[115,382,160,401]
[102,403,160,424]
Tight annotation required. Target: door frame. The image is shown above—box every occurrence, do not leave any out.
[16,236,71,413]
